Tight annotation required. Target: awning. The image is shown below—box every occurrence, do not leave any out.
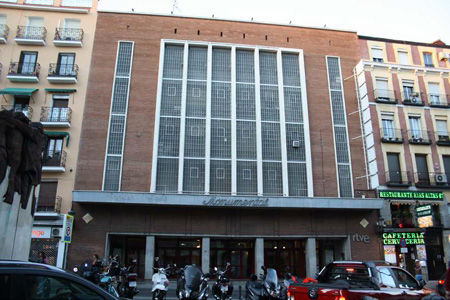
[45,88,77,93]
[0,88,38,96]
[45,131,70,147]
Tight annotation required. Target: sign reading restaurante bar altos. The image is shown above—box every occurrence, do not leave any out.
[379,190,443,200]
[382,232,425,245]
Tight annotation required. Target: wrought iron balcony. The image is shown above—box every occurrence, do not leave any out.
[373,58,384,63]
[401,91,424,106]
[40,107,72,127]
[53,28,83,47]
[428,94,450,108]
[15,26,46,45]
[407,130,432,145]
[0,24,9,43]
[414,172,450,187]
[385,171,412,187]
[42,150,66,172]
[374,89,397,104]
[425,63,435,68]
[436,132,450,146]
[7,62,40,82]
[47,63,78,83]
[1,105,33,119]
[380,128,403,143]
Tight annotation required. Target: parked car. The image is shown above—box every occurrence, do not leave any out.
[289,261,441,300]
[0,259,118,300]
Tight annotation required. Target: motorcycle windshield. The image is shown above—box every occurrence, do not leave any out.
[184,266,203,290]
[266,269,278,287]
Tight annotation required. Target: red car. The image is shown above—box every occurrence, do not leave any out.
[288,261,440,300]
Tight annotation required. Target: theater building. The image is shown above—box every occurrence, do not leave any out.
[355,36,450,279]
[68,11,384,279]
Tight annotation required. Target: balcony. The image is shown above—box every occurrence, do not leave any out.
[380,128,403,143]
[47,63,78,84]
[436,132,450,146]
[15,26,46,46]
[402,91,424,106]
[374,89,397,104]
[40,107,72,127]
[414,172,450,188]
[428,94,450,108]
[53,28,83,47]
[36,196,62,214]
[425,63,435,68]
[7,62,40,82]
[407,130,432,145]
[42,150,66,172]
[0,24,9,44]
[385,171,412,187]
[1,105,33,119]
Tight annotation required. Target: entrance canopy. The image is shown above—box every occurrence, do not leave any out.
[0,88,38,96]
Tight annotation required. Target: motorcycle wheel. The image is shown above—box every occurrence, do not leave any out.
[152,290,159,300]
[127,286,135,299]
[117,283,125,297]
[157,291,165,300]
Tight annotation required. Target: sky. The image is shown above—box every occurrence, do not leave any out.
[97,0,450,44]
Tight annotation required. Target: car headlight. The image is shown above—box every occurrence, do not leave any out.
[73,267,78,273]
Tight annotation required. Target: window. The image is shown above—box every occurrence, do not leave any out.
[191,126,199,136]
[381,113,395,139]
[415,154,429,184]
[397,50,409,65]
[25,275,102,299]
[428,82,441,105]
[243,169,252,180]
[408,116,422,139]
[13,96,30,116]
[378,267,396,288]
[192,88,201,98]
[375,78,389,99]
[168,86,177,96]
[423,52,434,67]
[268,170,277,180]
[37,181,57,212]
[165,125,174,135]
[436,120,449,140]
[391,268,419,289]
[371,48,384,62]
[216,168,225,179]
[387,153,402,184]
[48,97,69,122]
[25,0,53,5]
[18,51,38,75]
[61,0,92,7]
[402,81,416,102]
[217,127,225,138]
[190,167,199,178]
[56,53,75,76]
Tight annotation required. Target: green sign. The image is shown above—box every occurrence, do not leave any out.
[382,232,425,245]
[379,190,443,200]
[416,204,433,217]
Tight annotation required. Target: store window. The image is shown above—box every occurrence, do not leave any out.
[391,204,414,228]
[210,239,254,279]
[29,238,59,266]
[264,240,305,277]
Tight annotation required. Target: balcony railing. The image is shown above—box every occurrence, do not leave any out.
[0,24,10,42]
[1,105,33,119]
[36,196,62,213]
[8,62,40,77]
[40,107,72,124]
[407,130,432,145]
[380,128,403,143]
[414,172,450,187]
[374,89,397,104]
[401,91,424,106]
[16,25,47,41]
[425,63,435,68]
[436,132,450,146]
[48,63,78,78]
[385,171,412,187]
[428,94,450,108]
[42,150,66,168]
[54,28,84,44]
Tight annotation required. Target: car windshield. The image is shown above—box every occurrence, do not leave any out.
[184,266,202,286]
[266,268,278,284]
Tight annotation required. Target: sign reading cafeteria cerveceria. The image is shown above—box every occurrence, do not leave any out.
[382,232,425,245]
[379,190,444,200]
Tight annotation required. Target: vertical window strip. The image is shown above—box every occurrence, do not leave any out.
[103,41,134,191]
[326,56,352,197]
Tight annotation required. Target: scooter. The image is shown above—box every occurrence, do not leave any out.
[176,265,210,300]
[212,262,233,300]
[152,257,172,300]
[117,259,139,299]
[280,269,296,300]
[73,259,102,284]
[244,266,280,300]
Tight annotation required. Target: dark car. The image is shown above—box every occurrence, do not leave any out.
[0,259,118,300]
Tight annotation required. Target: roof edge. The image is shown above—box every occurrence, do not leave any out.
[359,35,450,49]
[97,10,357,34]
[0,2,89,14]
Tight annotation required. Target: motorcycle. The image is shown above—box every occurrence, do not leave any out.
[117,259,139,299]
[176,265,210,300]
[244,266,281,300]
[73,259,102,284]
[152,257,172,300]
[212,262,233,300]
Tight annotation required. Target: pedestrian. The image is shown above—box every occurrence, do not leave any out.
[415,260,422,281]
[39,252,48,264]
[445,261,450,299]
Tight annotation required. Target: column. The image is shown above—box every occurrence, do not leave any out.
[343,236,352,260]
[145,236,155,279]
[255,238,264,275]
[202,237,210,274]
[305,238,317,278]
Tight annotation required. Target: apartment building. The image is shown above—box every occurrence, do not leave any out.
[68,11,384,279]
[356,36,450,279]
[0,0,97,267]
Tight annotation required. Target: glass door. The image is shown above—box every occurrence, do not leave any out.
[62,18,80,40]
[376,79,389,99]
[19,52,37,75]
[428,83,441,104]
[415,154,429,185]
[409,116,422,139]
[46,138,63,166]
[57,53,75,76]
[49,99,69,122]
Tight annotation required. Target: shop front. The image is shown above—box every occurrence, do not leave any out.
[29,225,66,267]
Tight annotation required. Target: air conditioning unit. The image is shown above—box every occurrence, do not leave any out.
[438,52,450,61]
[435,174,447,184]
[411,96,419,103]
[292,140,300,148]
[51,228,62,238]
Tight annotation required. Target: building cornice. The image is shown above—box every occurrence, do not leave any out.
[359,35,450,50]
[97,10,357,34]
[73,191,383,210]
[0,2,89,14]
[360,59,450,78]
